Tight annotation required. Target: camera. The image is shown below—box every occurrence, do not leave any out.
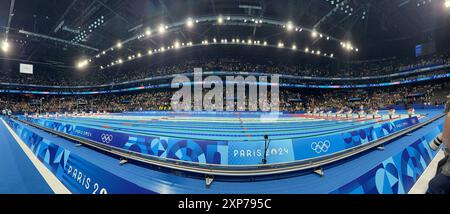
[430,133,444,151]
[445,99,450,114]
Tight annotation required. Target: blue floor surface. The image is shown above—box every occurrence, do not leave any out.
[0,120,53,194]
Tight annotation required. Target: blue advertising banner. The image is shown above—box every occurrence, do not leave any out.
[5,118,155,194]
[25,116,420,166]
[332,123,443,194]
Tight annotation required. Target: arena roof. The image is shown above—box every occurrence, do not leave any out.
[0,0,449,71]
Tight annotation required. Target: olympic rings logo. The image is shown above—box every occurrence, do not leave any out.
[101,134,114,144]
[311,140,331,154]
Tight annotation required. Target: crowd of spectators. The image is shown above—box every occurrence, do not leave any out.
[1,53,449,86]
[1,82,448,114]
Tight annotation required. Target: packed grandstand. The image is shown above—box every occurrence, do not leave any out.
[1,52,449,114]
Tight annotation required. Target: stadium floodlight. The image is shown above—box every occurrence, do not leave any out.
[186,18,194,28]
[76,60,89,69]
[174,41,181,49]
[158,24,166,34]
[116,42,122,49]
[286,21,294,31]
[1,39,9,53]
[145,28,152,36]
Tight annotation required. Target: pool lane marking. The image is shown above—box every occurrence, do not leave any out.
[1,118,71,194]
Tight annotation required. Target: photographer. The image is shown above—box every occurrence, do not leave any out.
[427,97,450,194]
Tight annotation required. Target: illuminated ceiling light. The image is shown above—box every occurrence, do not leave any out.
[186,18,194,28]
[213,38,217,43]
[118,59,123,64]
[355,48,359,52]
[277,42,284,48]
[326,36,330,40]
[1,39,10,53]
[286,21,294,31]
[217,16,224,24]
[145,28,152,36]
[292,45,297,50]
[148,50,153,55]
[174,41,181,49]
[102,51,106,55]
[116,42,122,49]
[100,66,104,69]
[305,47,309,53]
[330,53,334,58]
[128,56,132,60]
[158,24,166,34]
[227,16,231,21]
[248,39,252,44]
[137,53,142,58]
[316,50,321,55]
[76,60,89,69]
[311,31,318,38]
[161,47,166,52]
[263,41,268,46]
[445,0,450,8]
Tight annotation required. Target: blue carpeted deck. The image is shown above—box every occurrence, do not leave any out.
[0,120,53,194]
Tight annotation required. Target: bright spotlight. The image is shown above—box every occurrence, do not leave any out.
[174,41,181,49]
[116,42,122,49]
[76,60,89,69]
[218,16,224,24]
[145,29,152,36]
[263,41,268,46]
[137,53,142,58]
[158,24,166,34]
[286,21,294,31]
[311,31,318,38]
[118,59,123,64]
[446,0,450,8]
[305,48,309,53]
[186,18,194,28]
[277,42,284,48]
[292,45,297,50]
[1,40,9,53]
